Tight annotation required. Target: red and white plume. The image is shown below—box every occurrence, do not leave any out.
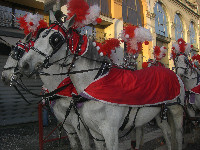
[67,0,101,28]
[119,24,152,54]
[93,38,121,58]
[192,54,200,63]
[153,46,167,60]
[172,38,193,56]
[17,13,48,37]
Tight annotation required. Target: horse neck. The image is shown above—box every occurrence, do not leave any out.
[183,67,199,90]
[40,64,68,92]
[68,40,105,94]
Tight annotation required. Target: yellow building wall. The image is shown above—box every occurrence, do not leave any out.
[111,0,122,20]
[95,28,105,43]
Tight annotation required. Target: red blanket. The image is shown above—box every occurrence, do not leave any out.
[191,84,200,94]
[56,77,78,97]
[81,66,180,106]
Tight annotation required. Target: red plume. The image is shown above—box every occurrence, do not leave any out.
[142,62,148,69]
[96,38,121,58]
[123,24,137,39]
[177,38,186,53]
[67,0,89,27]
[192,54,200,63]
[154,46,161,57]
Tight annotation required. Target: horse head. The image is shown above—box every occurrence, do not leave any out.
[19,11,76,76]
[1,33,32,85]
[174,53,190,77]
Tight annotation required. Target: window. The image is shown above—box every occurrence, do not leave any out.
[189,22,195,44]
[122,0,142,26]
[80,26,96,38]
[174,14,183,40]
[154,2,168,37]
[86,0,109,16]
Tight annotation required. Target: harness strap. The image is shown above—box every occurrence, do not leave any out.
[12,78,72,103]
[119,107,140,139]
[3,67,16,70]
[13,85,31,104]
[119,107,132,131]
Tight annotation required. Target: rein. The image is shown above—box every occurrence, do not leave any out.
[11,77,72,104]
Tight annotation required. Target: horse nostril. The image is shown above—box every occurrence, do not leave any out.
[23,62,30,70]
[35,62,42,70]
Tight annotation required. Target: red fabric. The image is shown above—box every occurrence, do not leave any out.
[83,66,180,106]
[98,38,121,58]
[191,85,200,94]
[69,31,88,55]
[56,77,78,97]
[43,77,78,97]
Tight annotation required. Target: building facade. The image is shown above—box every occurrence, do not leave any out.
[59,0,199,69]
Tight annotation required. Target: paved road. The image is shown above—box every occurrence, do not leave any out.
[0,122,200,150]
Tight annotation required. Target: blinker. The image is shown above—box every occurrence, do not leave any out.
[49,32,65,53]
[10,46,25,61]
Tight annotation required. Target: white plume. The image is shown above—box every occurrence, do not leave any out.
[25,13,40,32]
[82,5,100,26]
[172,43,180,54]
[134,27,152,43]
[185,44,192,55]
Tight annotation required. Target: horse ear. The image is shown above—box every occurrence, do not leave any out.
[63,14,76,30]
[50,10,57,23]
[22,32,32,43]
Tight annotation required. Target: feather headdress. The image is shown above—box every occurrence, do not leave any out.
[67,0,102,28]
[119,24,152,54]
[17,13,48,37]
[192,54,200,63]
[153,46,167,60]
[172,38,193,56]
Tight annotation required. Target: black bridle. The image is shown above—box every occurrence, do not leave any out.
[29,23,67,71]
[174,53,190,75]
[3,41,28,72]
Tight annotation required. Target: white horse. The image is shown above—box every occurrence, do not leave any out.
[173,54,200,115]
[1,35,143,150]
[18,13,185,150]
[1,35,92,150]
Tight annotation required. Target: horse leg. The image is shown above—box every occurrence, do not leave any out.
[73,121,92,150]
[168,105,183,150]
[155,115,171,150]
[89,129,106,150]
[101,123,119,150]
[63,124,80,150]
[134,127,143,150]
